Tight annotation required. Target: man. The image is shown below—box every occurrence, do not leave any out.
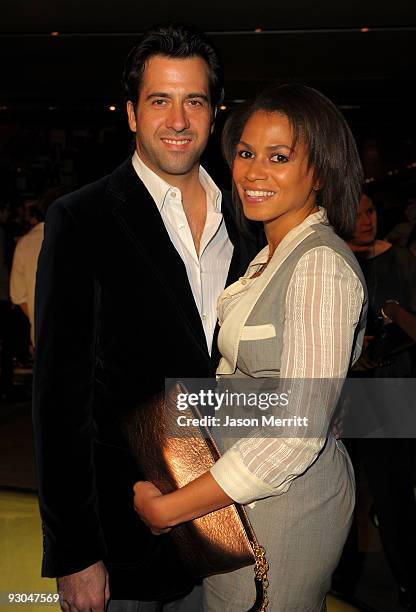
[33,23,258,612]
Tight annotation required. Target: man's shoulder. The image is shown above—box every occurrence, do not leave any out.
[51,158,140,219]
[52,173,113,217]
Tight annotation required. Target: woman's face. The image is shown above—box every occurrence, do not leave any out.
[233,111,317,233]
[352,194,377,245]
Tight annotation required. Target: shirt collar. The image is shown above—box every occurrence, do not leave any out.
[247,207,328,271]
[132,151,222,213]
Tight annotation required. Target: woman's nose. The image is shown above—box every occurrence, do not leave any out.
[244,158,267,181]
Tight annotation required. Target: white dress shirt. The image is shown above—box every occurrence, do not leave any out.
[132,152,233,354]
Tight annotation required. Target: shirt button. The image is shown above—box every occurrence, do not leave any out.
[178,223,185,229]
[202,314,207,320]
[170,191,176,198]
[241,279,247,285]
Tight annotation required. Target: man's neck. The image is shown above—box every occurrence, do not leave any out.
[175,171,204,206]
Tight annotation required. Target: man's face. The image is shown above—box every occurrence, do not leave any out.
[127,55,213,183]
[351,194,377,246]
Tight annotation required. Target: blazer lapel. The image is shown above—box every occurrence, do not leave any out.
[222,192,242,287]
[221,191,264,286]
[107,159,210,362]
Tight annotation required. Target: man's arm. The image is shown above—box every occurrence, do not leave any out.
[33,199,108,608]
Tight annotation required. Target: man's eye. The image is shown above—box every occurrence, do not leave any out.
[153,99,167,106]
[271,154,289,163]
[188,99,202,107]
[237,150,253,159]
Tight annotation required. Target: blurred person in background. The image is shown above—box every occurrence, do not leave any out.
[10,187,65,347]
[344,193,416,610]
[0,202,14,400]
[385,198,416,248]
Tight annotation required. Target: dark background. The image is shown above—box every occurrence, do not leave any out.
[1,0,416,232]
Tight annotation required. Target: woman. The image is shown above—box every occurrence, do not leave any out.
[133,84,367,611]
[344,193,416,608]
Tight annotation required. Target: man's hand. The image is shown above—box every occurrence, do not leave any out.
[58,560,110,612]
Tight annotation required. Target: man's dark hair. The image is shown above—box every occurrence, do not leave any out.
[222,83,363,239]
[122,23,224,109]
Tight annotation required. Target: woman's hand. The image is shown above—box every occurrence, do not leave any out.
[133,472,233,535]
[133,481,172,535]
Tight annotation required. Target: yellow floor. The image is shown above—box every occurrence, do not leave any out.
[327,594,360,611]
[0,491,358,611]
[0,491,59,611]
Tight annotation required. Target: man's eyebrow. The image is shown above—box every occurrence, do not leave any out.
[145,92,209,101]
[145,92,170,101]
[186,93,209,101]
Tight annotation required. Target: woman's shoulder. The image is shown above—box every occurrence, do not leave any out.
[290,246,364,298]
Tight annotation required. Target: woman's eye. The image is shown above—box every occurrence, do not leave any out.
[237,150,253,159]
[271,153,289,163]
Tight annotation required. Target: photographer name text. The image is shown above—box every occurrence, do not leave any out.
[176,414,308,428]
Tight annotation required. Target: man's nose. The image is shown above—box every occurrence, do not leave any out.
[166,103,190,132]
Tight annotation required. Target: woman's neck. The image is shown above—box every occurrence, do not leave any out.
[349,239,392,259]
[264,204,319,259]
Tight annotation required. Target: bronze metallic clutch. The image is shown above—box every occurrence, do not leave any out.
[124,381,269,610]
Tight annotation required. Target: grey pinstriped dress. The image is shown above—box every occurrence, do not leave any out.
[204,212,368,611]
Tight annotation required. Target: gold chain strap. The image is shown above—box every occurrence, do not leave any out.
[252,542,269,611]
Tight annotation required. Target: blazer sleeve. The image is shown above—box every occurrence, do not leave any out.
[32,198,106,577]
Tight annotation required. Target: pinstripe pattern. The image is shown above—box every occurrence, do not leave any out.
[211,213,365,503]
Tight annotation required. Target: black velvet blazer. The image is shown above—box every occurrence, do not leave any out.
[32,158,260,600]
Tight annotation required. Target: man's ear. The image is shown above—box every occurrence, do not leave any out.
[210,106,218,134]
[127,101,137,133]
